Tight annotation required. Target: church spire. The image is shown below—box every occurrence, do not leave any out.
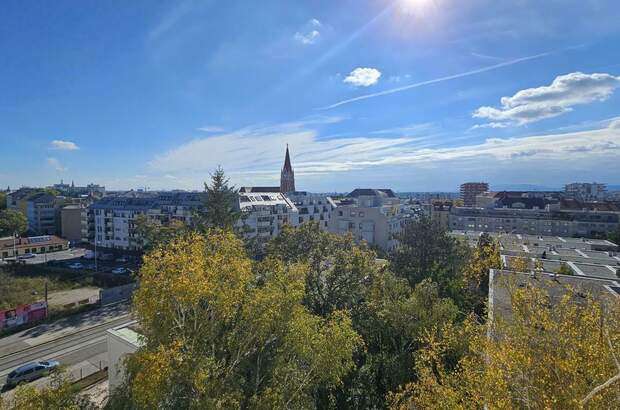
[280,144,296,193]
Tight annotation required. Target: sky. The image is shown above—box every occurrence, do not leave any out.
[1,0,620,192]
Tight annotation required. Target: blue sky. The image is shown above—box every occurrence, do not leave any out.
[1,0,620,192]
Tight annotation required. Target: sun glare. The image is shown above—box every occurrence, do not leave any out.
[398,0,434,16]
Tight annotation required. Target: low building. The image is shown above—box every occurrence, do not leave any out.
[107,321,143,392]
[328,189,409,252]
[430,200,453,229]
[0,235,69,259]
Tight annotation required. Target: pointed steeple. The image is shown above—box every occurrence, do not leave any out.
[280,144,296,193]
[283,144,293,172]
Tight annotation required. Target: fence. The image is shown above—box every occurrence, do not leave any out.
[99,283,137,306]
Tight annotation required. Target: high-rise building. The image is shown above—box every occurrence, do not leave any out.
[460,182,489,207]
[280,145,296,193]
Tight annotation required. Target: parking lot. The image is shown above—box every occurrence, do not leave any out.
[1,247,141,277]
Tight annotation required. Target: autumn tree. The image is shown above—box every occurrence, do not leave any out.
[461,233,503,314]
[508,255,530,273]
[0,209,27,237]
[0,372,95,410]
[113,230,361,409]
[132,214,188,250]
[556,262,574,276]
[194,166,241,231]
[390,284,620,409]
[0,192,6,210]
[391,216,470,303]
[267,223,379,317]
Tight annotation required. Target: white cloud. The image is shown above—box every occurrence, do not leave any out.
[344,67,381,87]
[474,72,620,127]
[148,118,620,189]
[50,139,80,151]
[294,19,322,45]
[47,157,67,172]
[197,126,225,133]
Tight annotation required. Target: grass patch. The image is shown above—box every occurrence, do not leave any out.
[72,368,108,391]
[0,270,86,310]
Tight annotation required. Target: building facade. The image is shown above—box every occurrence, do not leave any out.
[449,206,619,237]
[60,205,88,244]
[90,191,205,250]
[564,182,607,201]
[237,187,299,247]
[7,189,59,235]
[328,189,409,251]
[0,235,69,259]
[286,191,336,230]
[460,182,489,207]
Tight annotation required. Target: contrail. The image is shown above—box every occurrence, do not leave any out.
[319,47,578,110]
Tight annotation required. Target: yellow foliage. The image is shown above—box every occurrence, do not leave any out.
[389,285,620,409]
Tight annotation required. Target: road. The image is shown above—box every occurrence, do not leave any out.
[0,303,132,392]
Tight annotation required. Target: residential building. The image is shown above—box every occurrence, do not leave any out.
[90,191,206,250]
[0,235,69,259]
[287,191,336,230]
[7,188,60,235]
[449,206,619,237]
[565,182,607,201]
[60,205,88,244]
[430,200,453,229]
[460,182,489,207]
[328,189,410,251]
[280,145,296,193]
[237,187,298,246]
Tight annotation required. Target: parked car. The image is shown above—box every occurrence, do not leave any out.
[5,361,60,388]
[115,257,128,263]
[111,267,128,275]
[98,253,114,261]
[67,262,83,269]
[17,253,36,260]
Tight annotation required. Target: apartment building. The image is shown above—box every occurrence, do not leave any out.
[565,182,607,201]
[328,189,409,251]
[90,191,205,250]
[286,191,336,230]
[460,182,489,207]
[60,205,88,244]
[7,188,59,235]
[449,206,619,237]
[237,187,298,246]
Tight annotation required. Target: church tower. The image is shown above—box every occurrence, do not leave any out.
[280,145,296,193]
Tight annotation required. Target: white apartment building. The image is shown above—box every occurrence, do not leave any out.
[237,187,299,246]
[328,189,410,252]
[286,191,337,230]
[90,191,205,250]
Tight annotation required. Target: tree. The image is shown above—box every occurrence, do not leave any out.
[461,233,503,314]
[115,230,361,409]
[0,192,6,210]
[389,284,620,409]
[0,209,27,237]
[390,216,470,303]
[508,255,530,273]
[335,275,459,409]
[267,223,379,317]
[1,372,95,409]
[132,214,188,250]
[194,166,240,231]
